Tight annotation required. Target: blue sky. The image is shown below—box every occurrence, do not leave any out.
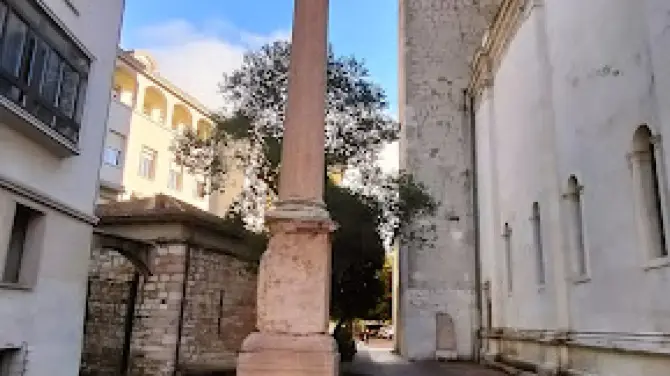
[120,0,398,113]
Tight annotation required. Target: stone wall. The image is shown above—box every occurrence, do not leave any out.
[472,1,670,375]
[83,242,258,376]
[81,248,138,376]
[398,0,502,361]
[130,244,187,376]
[179,249,258,371]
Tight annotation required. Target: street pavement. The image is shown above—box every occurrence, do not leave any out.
[343,341,507,376]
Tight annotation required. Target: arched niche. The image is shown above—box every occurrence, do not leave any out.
[142,86,168,124]
[112,67,137,107]
[172,104,193,132]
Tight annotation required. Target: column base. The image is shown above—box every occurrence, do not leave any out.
[237,332,339,376]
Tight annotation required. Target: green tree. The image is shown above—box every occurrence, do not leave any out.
[171,40,435,330]
[173,40,397,214]
[326,178,386,323]
[172,39,396,316]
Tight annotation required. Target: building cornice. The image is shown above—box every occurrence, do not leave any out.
[469,0,544,107]
[0,173,98,225]
[117,52,216,122]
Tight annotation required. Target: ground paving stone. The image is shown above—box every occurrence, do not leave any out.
[345,344,507,376]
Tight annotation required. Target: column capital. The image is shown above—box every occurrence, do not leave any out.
[265,199,336,231]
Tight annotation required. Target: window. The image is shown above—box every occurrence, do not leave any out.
[0,348,20,376]
[566,176,588,277]
[0,0,90,144]
[503,222,513,293]
[531,202,546,285]
[167,164,183,191]
[103,147,121,166]
[194,181,206,199]
[138,147,157,180]
[2,203,42,284]
[103,131,125,167]
[631,126,668,259]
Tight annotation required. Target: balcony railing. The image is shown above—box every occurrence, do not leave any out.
[0,0,90,154]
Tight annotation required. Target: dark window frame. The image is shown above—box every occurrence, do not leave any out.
[0,0,90,144]
[2,203,42,284]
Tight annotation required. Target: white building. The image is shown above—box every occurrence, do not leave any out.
[400,0,670,375]
[0,0,124,374]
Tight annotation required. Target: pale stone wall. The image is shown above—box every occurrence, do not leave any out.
[473,0,670,375]
[0,189,97,376]
[0,0,123,215]
[398,0,502,361]
[0,2,123,375]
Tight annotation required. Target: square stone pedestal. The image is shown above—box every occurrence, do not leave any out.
[237,332,339,376]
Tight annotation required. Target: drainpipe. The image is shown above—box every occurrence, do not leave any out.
[173,243,191,376]
[465,89,483,361]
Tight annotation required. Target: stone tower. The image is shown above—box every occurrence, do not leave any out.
[397,0,502,361]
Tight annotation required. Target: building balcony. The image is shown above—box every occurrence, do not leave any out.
[0,0,90,158]
[0,73,80,157]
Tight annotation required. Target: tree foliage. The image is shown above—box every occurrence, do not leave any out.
[326,178,386,322]
[171,40,436,324]
[173,41,398,211]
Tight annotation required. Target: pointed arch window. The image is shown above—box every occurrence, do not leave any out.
[631,125,668,259]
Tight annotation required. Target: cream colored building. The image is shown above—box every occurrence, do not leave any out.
[0,0,124,374]
[99,50,243,216]
[400,0,670,375]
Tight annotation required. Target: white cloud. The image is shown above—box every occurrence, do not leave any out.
[128,19,289,110]
[128,18,400,172]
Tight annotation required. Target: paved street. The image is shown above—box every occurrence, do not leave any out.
[344,342,506,376]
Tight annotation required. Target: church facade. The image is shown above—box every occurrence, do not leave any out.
[399,1,670,375]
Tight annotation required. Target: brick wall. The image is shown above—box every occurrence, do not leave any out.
[179,248,258,370]
[81,248,137,376]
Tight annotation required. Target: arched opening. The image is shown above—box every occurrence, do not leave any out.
[171,104,193,132]
[566,175,587,277]
[142,86,167,124]
[197,119,212,140]
[111,67,137,107]
[531,202,545,285]
[631,125,668,258]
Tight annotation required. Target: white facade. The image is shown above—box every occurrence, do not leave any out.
[402,0,670,374]
[474,1,670,374]
[0,0,123,374]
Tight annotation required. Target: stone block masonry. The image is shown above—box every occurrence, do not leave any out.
[81,247,138,376]
[398,0,502,361]
[180,248,257,370]
[82,195,260,376]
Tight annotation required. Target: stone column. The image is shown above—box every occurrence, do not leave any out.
[236,0,339,375]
